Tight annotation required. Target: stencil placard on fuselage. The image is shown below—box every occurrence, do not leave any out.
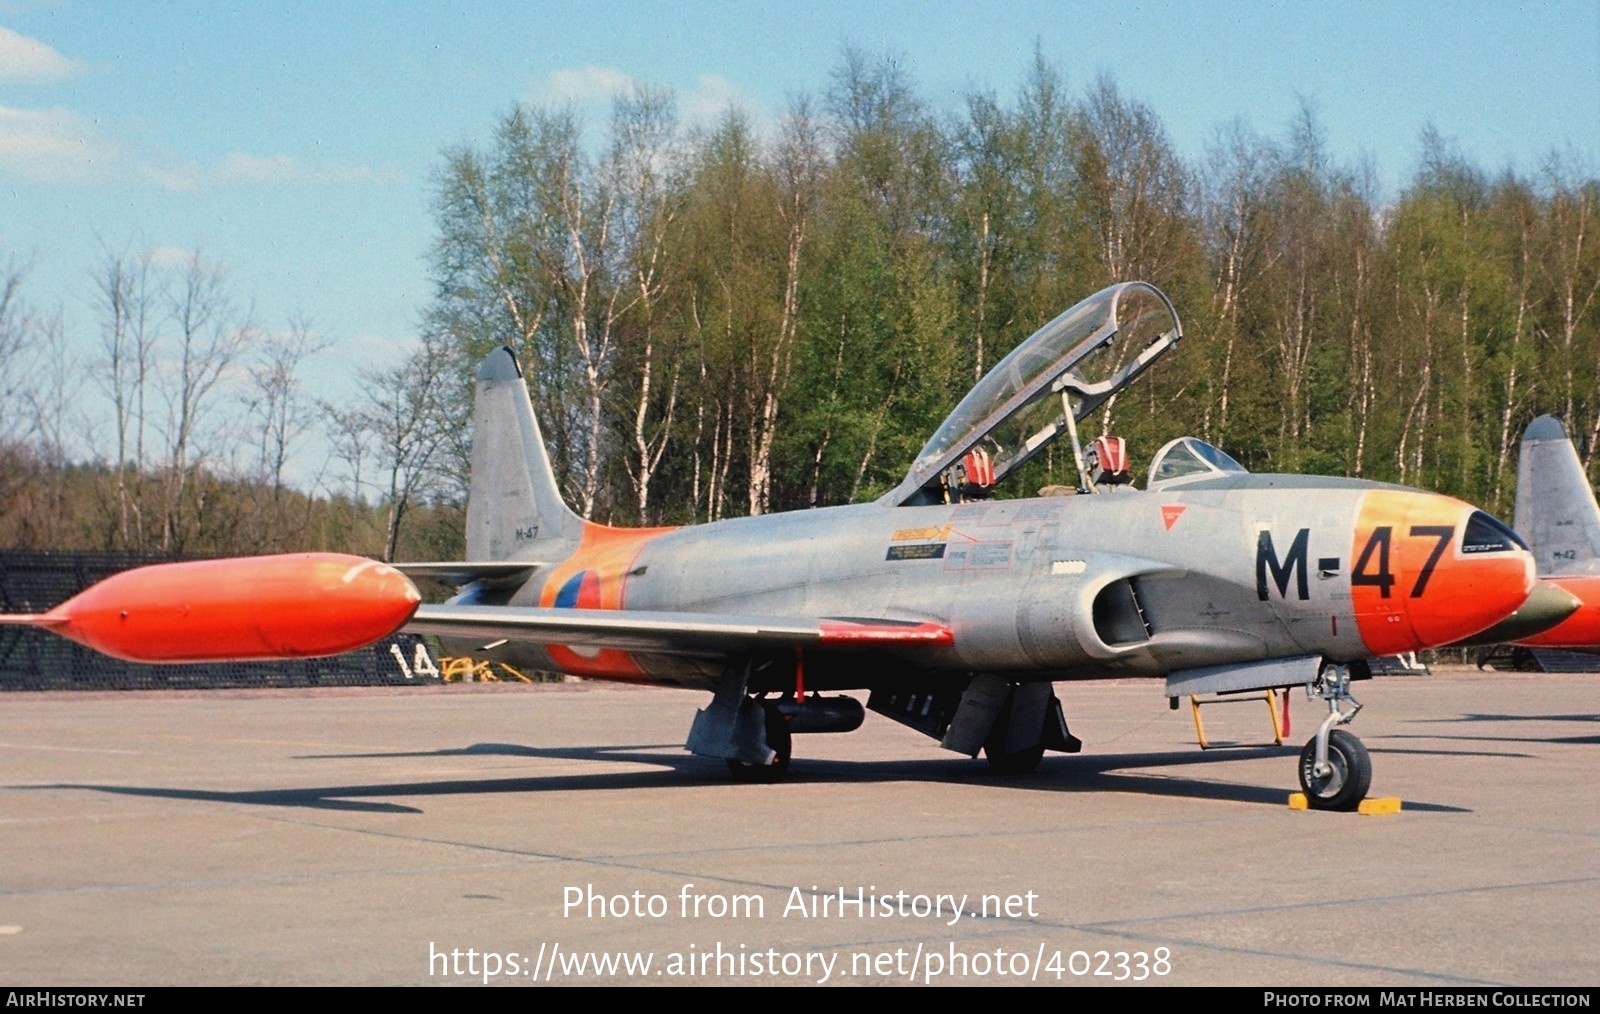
[944,541,1014,570]
[887,543,947,562]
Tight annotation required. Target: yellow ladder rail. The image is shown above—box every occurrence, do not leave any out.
[440,656,534,683]
[1188,689,1285,749]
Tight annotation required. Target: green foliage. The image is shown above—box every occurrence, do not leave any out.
[6,52,1600,556]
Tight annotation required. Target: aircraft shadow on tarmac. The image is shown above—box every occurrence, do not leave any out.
[1386,732,1600,747]
[23,740,1469,813]
[1417,711,1599,724]
[1395,712,1600,747]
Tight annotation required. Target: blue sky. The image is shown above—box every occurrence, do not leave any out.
[2,1,1597,481]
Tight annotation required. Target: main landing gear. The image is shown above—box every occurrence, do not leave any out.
[726,701,791,783]
[984,744,1046,775]
[1297,665,1372,810]
[688,664,868,782]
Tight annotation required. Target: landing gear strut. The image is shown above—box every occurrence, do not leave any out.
[727,702,791,783]
[1297,665,1372,810]
[687,668,791,781]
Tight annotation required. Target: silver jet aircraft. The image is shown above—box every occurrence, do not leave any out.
[397,281,1555,810]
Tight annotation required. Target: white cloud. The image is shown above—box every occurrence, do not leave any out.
[542,65,638,104]
[0,104,401,190]
[679,74,751,123]
[0,25,83,82]
[0,104,122,182]
[136,162,200,191]
[218,153,304,184]
[537,66,764,135]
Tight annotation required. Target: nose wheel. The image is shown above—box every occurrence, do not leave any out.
[1297,728,1371,810]
[1297,664,1372,810]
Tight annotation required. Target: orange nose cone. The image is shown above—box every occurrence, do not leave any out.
[1351,492,1534,655]
[43,553,422,663]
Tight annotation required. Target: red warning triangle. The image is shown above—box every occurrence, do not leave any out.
[1160,505,1186,531]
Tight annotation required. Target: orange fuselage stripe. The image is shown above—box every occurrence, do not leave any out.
[538,522,675,678]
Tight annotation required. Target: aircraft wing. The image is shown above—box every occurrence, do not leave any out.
[406,604,953,657]
[390,561,544,589]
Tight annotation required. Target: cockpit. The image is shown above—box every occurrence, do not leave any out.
[1146,436,1248,488]
[884,281,1183,506]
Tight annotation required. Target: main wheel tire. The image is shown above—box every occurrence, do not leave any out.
[727,703,792,783]
[984,743,1045,775]
[1297,728,1372,810]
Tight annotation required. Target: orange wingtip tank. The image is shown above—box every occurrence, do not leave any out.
[0,553,421,663]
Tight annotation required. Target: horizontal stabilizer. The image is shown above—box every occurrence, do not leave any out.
[390,561,543,589]
[408,605,952,656]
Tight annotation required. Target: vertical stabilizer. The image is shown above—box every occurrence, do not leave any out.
[1514,414,1600,576]
[466,348,585,560]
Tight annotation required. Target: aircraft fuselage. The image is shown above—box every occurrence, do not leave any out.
[444,475,1532,690]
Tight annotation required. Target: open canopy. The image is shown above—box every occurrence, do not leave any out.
[886,281,1182,505]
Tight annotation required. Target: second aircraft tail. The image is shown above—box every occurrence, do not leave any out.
[1514,414,1600,577]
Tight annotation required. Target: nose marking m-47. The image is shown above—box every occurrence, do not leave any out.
[1257,528,1310,601]
[1256,523,1459,603]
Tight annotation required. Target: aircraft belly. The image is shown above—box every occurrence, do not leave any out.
[433,634,555,677]
[434,633,719,687]
[949,574,1027,668]
[1145,627,1270,668]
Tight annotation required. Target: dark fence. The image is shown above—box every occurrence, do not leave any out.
[0,551,438,690]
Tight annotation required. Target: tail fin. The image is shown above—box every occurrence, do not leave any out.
[1514,414,1600,576]
[465,348,585,561]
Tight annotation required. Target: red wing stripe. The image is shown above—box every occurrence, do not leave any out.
[817,621,954,646]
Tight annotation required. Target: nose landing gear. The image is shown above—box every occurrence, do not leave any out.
[1297,665,1372,810]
